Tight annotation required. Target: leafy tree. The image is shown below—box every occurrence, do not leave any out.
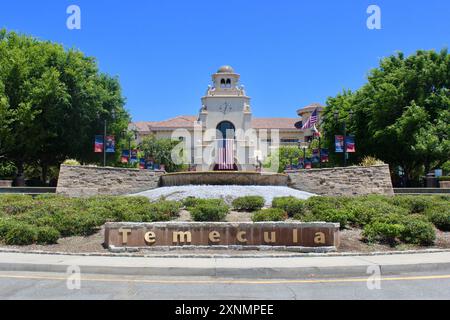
[323,49,450,185]
[0,29,129,183]
[139,135,186,173]
[264,145,316,173]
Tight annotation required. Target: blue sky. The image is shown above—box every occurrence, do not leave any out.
[1,0,449,121]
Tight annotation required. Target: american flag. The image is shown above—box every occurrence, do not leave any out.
[217,139,234,170]
[302,108,319,130]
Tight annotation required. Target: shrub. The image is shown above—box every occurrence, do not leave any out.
[428,208,450,231]
[183,198,227,210]
[182,197,201,208]
[149,200,182,221]
[272,197,305,217]
[36,226,60,245]
[0,219,17,238]
[400,217,436,246]
[363,222,405,245]
[62,159,80,166]
[389,196,433,214]
[47,212,101,237]
[232,196,265,212]
[359,156,385,166]
[190,203,229,222]
[252,208,288,222]
[4,223,38,245]
[345,200,409,227]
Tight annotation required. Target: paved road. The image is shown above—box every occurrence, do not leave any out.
[0,270,449,300]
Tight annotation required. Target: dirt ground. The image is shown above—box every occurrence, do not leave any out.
[1,211,449,254]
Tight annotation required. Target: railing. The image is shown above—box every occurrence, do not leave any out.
[0,187,57,195]
[394,188,450,195]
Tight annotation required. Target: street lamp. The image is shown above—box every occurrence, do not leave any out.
[298,141,309,169]
[334,110,354,167]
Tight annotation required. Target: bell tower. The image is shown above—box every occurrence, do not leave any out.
[196,66,256,171]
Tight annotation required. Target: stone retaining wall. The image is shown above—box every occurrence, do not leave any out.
[287,165,394,196]
[56,165,164,197]
[161,171,288,187]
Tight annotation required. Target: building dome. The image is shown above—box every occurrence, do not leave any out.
[217,65,235,73]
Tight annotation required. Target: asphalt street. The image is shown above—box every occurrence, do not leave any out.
[0,270,449,300]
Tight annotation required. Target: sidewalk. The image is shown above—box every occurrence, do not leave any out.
[0,251,449,278]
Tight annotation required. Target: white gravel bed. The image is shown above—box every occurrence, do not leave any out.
[131,185,316,206]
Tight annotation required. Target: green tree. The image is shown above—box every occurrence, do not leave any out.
[0,29,129,183]
[323,49,450,185]
[139,135,186,173]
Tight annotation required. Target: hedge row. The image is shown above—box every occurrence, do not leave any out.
[0,195,182,245]
[270,195,449,246]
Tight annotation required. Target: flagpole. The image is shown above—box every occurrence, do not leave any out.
[103,119,107,167]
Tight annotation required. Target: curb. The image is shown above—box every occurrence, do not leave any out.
[0,247,449,259]
[0,251,449,278]
[1,261,450,279]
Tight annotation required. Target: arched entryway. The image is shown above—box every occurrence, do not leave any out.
[216,121,235,141]
[215,121,237,171]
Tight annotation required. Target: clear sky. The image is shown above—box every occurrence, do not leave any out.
[1,0,449,121]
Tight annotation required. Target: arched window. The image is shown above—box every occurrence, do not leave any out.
[220,79,226,88]
[226,79,231,88]
[216,121,235,140]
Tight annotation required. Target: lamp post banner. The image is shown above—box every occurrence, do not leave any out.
[335,135,344,153]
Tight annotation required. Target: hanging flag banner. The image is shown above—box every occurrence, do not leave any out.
[321,149,329,163]
[312,149,320,163]
[121,150,130,164]
[335,135,344,153]
[305,158,312,169]
[94,136,103,153]
[139,158,146,170]
[130,150,138,164]
[346,136,356,153]
[146,159,155,170]
[105,136,116,153]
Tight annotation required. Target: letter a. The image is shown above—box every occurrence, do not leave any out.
[67,5,81,30]
[314,232,326,245]
[366,5,381,30]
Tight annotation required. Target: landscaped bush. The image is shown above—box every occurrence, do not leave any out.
[190,203,229,222]
[232,196,265,212]
[182,197,201,208]
[400,216,436,246]
[363,222,405,245]
[183,198,227,210]
[252,208,288,222]
[344,199,409,227]
[36,226,60,245]
[301,209,352,229]
[359,156,385,167]
[62,159,80,166]
[272,197,305,217]
[389,196,434,214]
[428,208,450,231]
[149,200,182,221]
[4,222,38,245]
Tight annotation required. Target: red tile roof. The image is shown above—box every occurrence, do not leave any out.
[132,115,300,131]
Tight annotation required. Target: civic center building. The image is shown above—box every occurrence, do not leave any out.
[131,66,323,171]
